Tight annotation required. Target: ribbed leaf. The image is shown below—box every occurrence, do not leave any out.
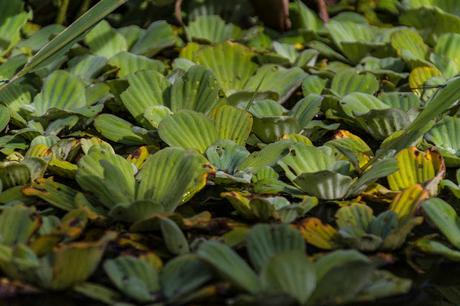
[244,65,306,103]
[348,158,399,196]
[120,70,169,125]
[426,116,460,166]
[158,110,218,153]
[297,218,339,250]
[422,197,460,249]
[326,21,381,63]
[357,108,411,140]
[211,105,253,146]
[160,254,213,302]
[336,204,374,234]
[278,144,337,182]
[104,256,159,303]
[94,114,146,145]
[408,66,442,96]
[0,205,39,246]
[0,162,30,189]
[22,177,78,211]
[390,184,428,221]
[84,20,127,58]
[194,42,258,95]
[379,76,460,156]
[170,65,220,114]
[42,232,115,290]
[31,70,87,116]
[378,92,420,111]
[197,241,260,294]
[253,116,299,143]
[137,147,207,211]
[186,15,234,43]
[330,69,379,97]
[68,55,107,83]
[107,51,165,78]
[131,21,177,56]
[76,146,136,209]
[390,28,428,63]
[261,250,316,305]
[160,218,190,255]
[387,147,444,191]
[246,224,305,272]
[340,93,389,117]
[295,171,354,200]
[0,105,10,132]
[416,238,460,261]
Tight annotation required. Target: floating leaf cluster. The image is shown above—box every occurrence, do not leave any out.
[1,0,460,305]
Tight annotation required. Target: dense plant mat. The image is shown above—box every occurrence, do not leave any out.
[1,0,460,305]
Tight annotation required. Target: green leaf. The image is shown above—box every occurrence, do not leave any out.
[160,218,190,255]
[94,114,146,145]
[261,250,316,305]
[137,147,207,211]
[244,65,306,103]
[120,69,169,125]
[84,20,127,58]
[107,51,165,78]
[104,256,159,302]
[194,42,258,95]
[380,76,460,156]
[330,69,379,97]
[246,223,305,272]
[158,110,218,153]
[4,0,127,85]
[212,105,253,146]
[278,144,338,182]
[0,105,10,132]
[295,170,354,200]
[131,21,178,56]
[30,70,87,116]
[160,254,213,302]
[170,65,220,114]
[422,198,460,249]
[0,162,30,189]
[426,116,460,166]
[42,232,115,290]
[76,145,136,209]
[0,0,30,56]
[186,15,235,43]
[197,241,260,294]
[0,205,39,246]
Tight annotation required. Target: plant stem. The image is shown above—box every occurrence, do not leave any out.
[56,0,70,25]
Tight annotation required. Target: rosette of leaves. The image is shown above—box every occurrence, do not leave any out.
[248,94,322,143]
[180,42,307,104]
[300,199,424,252]
[278,143,398,200]
[74,145,212,222]
[400,0,460,41]
[196,224,411,305]
[328,92,421,140]
[95,64,221,144]
[416,198,460,261]
[324,18,391,64]
[0,204,115,290]
[221,191,318,223]
[98,252,213,305]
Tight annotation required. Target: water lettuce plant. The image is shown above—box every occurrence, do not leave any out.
[1,0,460,305]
